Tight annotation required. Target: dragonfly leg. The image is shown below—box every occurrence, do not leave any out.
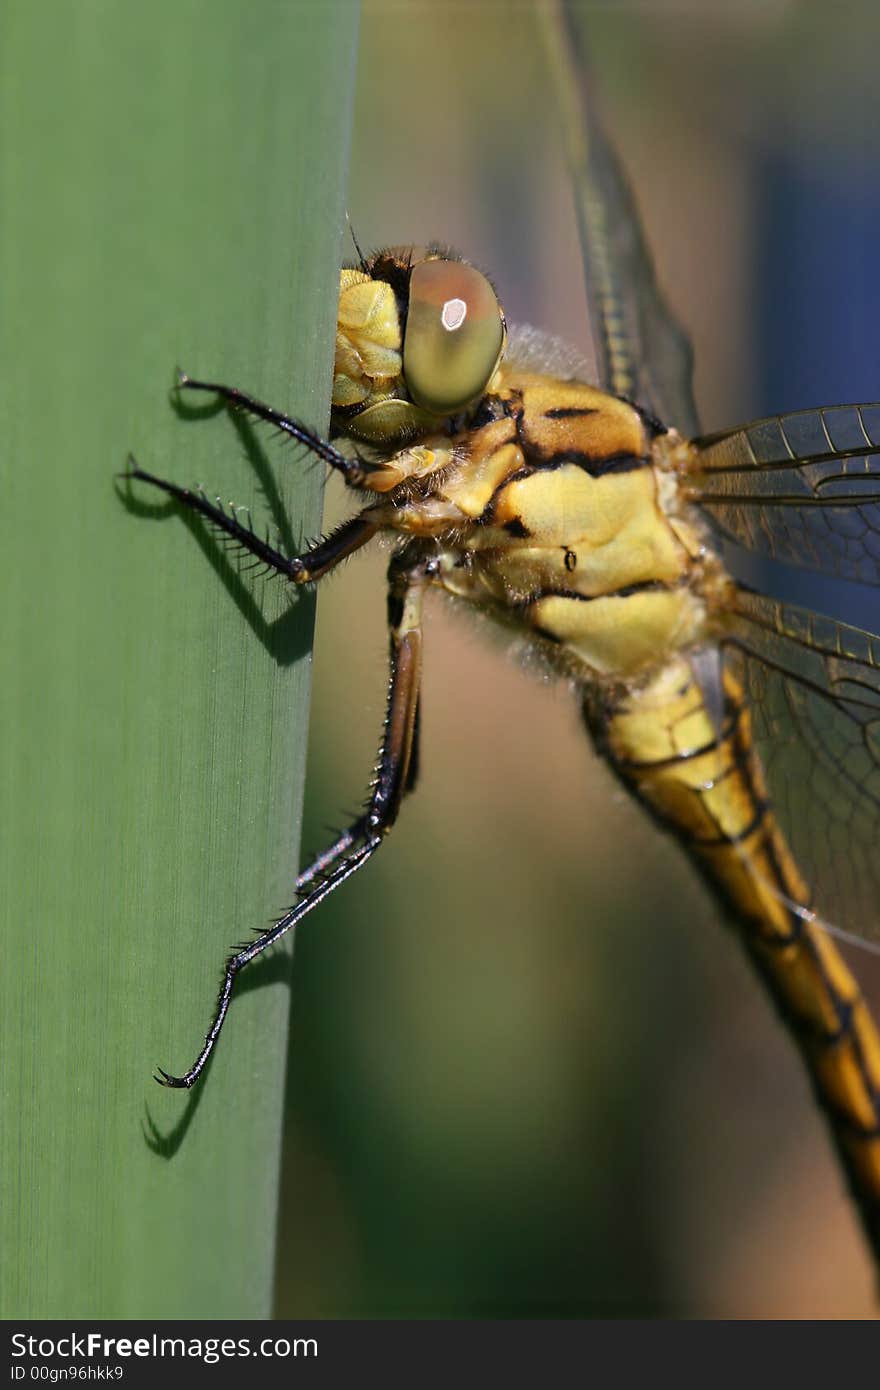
[404,696,422,794]
[175,370,376,486]
[122,457,376,583]
[296,704,423,894]
[155,557,428,1088]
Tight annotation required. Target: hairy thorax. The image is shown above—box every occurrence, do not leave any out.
[359,364,727,683]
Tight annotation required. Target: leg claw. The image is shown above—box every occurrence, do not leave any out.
[154,1066,191,1090]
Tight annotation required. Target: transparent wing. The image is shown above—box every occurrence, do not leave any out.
[724,586,880,941]
[688,404,880,585]
[539,0,700,436]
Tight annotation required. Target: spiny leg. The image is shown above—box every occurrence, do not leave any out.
[175,371,378,487]
[123,458,376,582]
[293,703,422,893]
[155,557,428,1088]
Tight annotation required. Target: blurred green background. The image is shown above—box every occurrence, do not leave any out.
[275,0,880,1318]
[4,0,880,1323]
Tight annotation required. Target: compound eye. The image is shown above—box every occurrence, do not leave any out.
[403,259,504,415]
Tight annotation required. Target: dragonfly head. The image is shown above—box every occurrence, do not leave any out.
[332,245,507,444]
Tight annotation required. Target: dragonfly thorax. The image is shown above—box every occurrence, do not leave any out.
[356,361,713,682]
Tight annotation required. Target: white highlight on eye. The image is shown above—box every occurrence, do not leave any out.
[441,297,467,331]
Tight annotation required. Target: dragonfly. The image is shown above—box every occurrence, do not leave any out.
[123,1,880,1271]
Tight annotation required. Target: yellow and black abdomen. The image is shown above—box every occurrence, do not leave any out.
[595,652,880,1252]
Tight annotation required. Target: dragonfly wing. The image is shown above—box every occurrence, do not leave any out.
[689,404,880,585]
[724,586,880,943]
[540,0,700,437]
